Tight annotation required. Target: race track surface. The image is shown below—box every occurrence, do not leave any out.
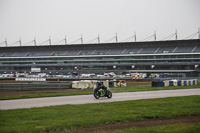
[0,88,200,110]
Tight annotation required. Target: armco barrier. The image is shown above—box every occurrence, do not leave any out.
[171,80,178,86]
[189,80,191,85]
[158,81,164,87]
[193,79,199,85]
[184,80,187,86]
[152,81,164,87]
[193,80,195,85]
[169,81,174,87]
[177,80,181,86]
[152,81,156,87]
[109,81,114,87]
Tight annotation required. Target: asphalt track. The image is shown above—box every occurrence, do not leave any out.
[0,88,200,110]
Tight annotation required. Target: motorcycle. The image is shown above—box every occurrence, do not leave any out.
[93,87,112,99]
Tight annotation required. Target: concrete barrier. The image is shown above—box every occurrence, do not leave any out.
[171,80,178,86]
[164,80,169,87]
[72,80,98,89]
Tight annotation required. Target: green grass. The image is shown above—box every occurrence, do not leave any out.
[0,85,199,100]
[0,90,93,100]
[111,85,200,93]
[92,123,200,133]
[0,95,200,133]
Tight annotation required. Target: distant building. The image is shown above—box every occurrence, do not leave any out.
[0,39,200,78]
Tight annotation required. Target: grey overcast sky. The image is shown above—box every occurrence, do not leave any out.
[0,0,200,46]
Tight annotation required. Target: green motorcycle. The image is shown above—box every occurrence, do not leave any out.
[93,83,112,99]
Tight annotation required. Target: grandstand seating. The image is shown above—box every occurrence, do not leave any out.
[38,51,54,56]
[51,51,66,56]
[140,47,158,54]
[193,46,200,52]
[14,52,29,57]
[0,52,4,57]
[92,48,109,55]
[155,46,176,53]
[108,49,123,55]
[1,52,16,57]
[0,39,199,57]
[175,46,196,53]
[78,49,95,55]
[122,48,141,54]
[65,49,80,56]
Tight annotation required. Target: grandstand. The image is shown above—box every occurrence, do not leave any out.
[0,39,200,78]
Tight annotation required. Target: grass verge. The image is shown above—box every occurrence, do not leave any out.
[0,91,93,100]
[0,95,200,133]
[111,85,200,93]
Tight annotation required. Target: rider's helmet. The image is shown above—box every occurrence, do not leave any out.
[96,81,102,86]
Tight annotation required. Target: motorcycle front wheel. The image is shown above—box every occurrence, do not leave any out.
[94,91,100,99]
[107,90,112,98]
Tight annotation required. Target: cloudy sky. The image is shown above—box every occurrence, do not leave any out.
[0,0,199,46]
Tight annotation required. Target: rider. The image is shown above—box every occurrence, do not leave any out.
[95,81,107,92]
